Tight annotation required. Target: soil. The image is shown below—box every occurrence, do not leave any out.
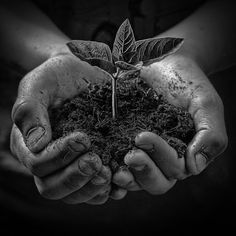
[50,78,195,172]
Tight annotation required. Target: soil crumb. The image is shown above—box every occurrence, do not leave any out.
[50,78,195,172]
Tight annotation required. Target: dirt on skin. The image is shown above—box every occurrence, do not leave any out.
[50,78,195,172]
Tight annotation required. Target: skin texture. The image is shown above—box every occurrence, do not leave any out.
[113,54,228,194]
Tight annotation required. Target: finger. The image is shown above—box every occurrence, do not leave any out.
[124,149,176,195]
[62,165,111,204]
[187,93,228,175]
[34,152,102,200]
[86,193,109,205]
[110,186,128,200]
[12,97,51,153]
[11,125,91,177]
[112,166,141,191]
[11,65,56,152]
[86,185,111,205]
[135,132,188,180]
[35,132,90,177]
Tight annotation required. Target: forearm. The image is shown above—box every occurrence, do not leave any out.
[0,0,70,72]
[157,1,236,75]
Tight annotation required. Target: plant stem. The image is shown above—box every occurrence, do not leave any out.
[112,75,117,120]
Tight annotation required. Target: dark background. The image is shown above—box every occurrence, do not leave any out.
[0,0,235,234]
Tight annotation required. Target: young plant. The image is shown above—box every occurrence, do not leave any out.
[67,19,184,119]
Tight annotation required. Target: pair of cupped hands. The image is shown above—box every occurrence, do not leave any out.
[10,45,228,205]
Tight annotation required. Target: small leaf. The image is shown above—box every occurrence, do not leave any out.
[131,37,184,64]
[67,40,113,62]
[86,58,116,74]
[112,19,136,62]
[115,61,137,70]
[67,40,116,74]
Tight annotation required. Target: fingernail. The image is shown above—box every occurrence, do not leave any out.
[195,153,207,173]
[124,150,135,164]
[130,164,146,172]
[136,143,155,153]
[26,127,45,149]
[91,175,108,185]
[78,154,100,176]
[68,139,86,153]
[92,166,111,185]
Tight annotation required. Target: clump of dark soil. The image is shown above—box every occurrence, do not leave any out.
[50,78,195,172]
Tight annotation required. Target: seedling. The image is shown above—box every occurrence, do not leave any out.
[51,20,194,171]
[67,19,184,120]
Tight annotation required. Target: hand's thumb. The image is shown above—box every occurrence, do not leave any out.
[12,99,51,153]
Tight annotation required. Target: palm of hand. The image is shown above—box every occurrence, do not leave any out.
[113,54,227,194]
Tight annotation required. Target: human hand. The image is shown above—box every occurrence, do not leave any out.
[10,50,117,205]
[113,54,228,194]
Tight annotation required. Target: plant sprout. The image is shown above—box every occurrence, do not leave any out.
[67,19,184,120]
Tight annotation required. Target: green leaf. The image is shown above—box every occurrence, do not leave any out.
[131,37,184,64]
[67,40,113,62]
[112,19,136,62]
